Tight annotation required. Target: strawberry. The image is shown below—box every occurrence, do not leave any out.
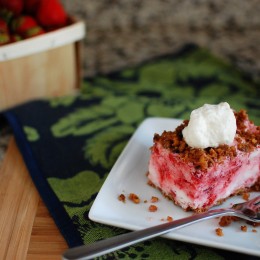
[24,0,41,14]
[10,33,22,42]
[0,32,10,45]
[24,26,44,38]
[0,0,23,16]
[11,15,38,35]
[36,0,67,29]
[0,17,8,33]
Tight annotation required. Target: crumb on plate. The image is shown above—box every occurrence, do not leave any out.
[242,192,250,201]
[151,196,159,203]
[215,228,224,236]
[167,216,173,222]
[128,193,140,204]
[241,225,247,232]
[118,194,126,203]
[219,216,238,227]
[149,205,158,212]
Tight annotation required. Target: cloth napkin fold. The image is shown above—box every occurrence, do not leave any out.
[2,45,260,259]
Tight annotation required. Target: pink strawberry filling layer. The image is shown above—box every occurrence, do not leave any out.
[148,143,260,211]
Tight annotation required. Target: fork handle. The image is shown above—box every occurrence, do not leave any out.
[63,208,236,260]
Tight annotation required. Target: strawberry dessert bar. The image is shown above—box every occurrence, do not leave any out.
[147,103,260,212]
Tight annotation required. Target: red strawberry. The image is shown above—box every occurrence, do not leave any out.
[36,0,67,29]
[24,0,41,14]
[11,15,38,35]
[0,0,23,16]
[0,18,8,33]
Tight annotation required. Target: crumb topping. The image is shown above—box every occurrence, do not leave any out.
[152,110,259,170]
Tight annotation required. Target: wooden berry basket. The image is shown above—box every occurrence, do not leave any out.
[0,19,86,111]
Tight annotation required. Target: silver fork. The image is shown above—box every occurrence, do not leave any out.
[63,195,260,260]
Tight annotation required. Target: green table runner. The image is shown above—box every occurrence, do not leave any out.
[2,45,259,259]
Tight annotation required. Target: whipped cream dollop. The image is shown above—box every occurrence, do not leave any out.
[182,102,237,149]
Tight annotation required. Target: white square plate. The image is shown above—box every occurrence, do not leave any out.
[89,118,260,257]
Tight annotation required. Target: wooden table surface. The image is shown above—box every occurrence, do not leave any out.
[0,137,68,260]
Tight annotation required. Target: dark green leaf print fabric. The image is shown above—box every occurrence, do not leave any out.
[3,45,260,259]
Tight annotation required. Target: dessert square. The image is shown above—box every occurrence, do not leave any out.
[148,106,260,212]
